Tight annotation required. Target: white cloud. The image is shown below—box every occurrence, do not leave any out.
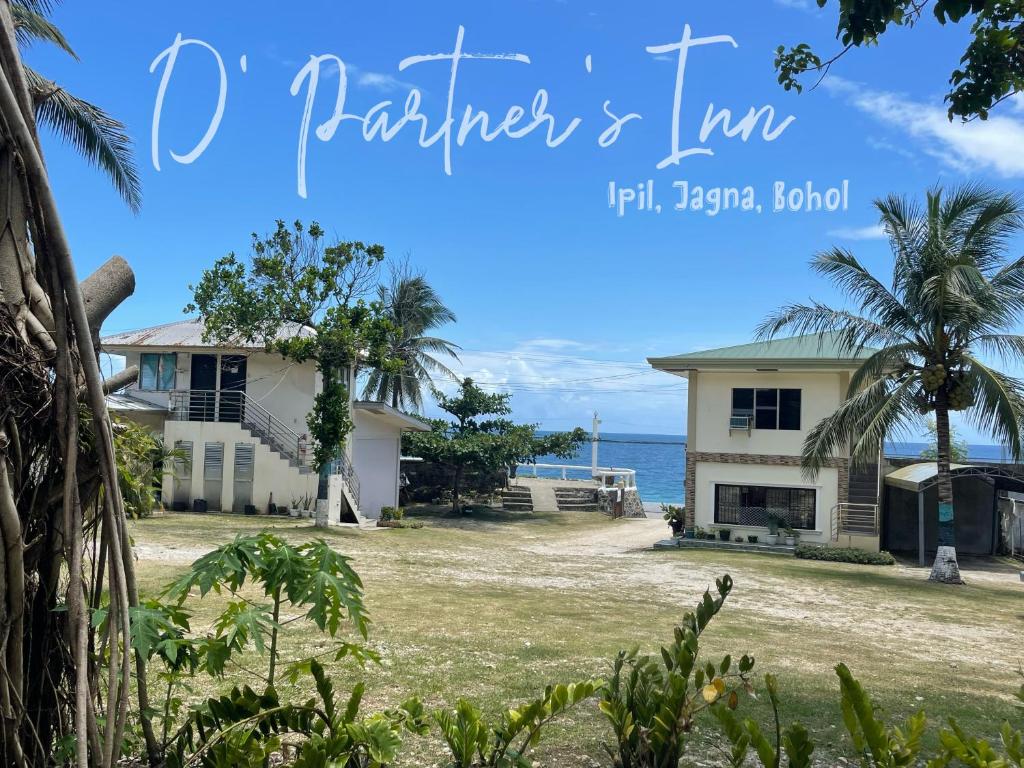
[774,0,814,10]
[823,77,1024,178]
[827,224,887,240]
[403,338,686,433]
[356,71,416,93]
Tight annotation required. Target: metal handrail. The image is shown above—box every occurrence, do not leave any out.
[168,390,312,469]
[832,502,879,538]
[327,452,360,508]
[516,462,637,488]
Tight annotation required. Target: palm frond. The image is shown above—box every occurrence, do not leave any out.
[11,3,75,57]
[846,343,918,397]
[810,248,917,334]
[962,354,1024,461]
[25,67,141,212]
[800,375,918,476]
[755,302,909,351]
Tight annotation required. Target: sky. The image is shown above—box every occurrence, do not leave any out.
[32,1,1024,439]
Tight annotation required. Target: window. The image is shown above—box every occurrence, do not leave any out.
[714,484,816,529]
[731,388,801,430]
[139,353,176,391]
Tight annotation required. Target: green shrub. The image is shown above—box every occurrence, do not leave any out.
[795,544,896,565]
[379,506,405,522]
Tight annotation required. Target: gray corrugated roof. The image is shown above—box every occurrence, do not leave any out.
[106,393,166,413]
[648,332,878,371]
[101,318,314,351]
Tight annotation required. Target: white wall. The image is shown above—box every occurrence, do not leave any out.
[351,409,402,519]
[693,371,849,457]
[163,420,318,513]
[694,461,838,543]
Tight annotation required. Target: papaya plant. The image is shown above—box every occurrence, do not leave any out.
[597,574,756,767]
[433,680,600,768]
[836,662,927,768]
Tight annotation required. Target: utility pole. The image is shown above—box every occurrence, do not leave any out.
[591,411,601,478]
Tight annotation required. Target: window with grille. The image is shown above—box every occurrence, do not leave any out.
[714,484,816,529]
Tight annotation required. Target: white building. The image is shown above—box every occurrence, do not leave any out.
[101,318,428,521]
[649,332,882,550]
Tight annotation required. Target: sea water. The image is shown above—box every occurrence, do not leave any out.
[533,433,1009,506]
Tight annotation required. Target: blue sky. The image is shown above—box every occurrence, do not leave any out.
[33,1,1024,439]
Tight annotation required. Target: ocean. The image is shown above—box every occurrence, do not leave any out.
[534,433,1012,505]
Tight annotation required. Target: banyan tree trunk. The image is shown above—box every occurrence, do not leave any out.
[0,1,154,764]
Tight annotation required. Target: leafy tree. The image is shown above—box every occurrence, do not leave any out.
[758,184,1024,584]
[775,1,1023,121]
[362,266,460,412]
[403,378,587,512]
[186,220,400,468]
[920,416,970,463]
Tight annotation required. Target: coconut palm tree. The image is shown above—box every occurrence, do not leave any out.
[758,184,1024,584]
[362,269,460,411]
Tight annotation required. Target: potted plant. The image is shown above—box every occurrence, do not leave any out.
[733,536,743,543]
[765,513,783,545]
[717,526,731,542]
[747,534,759,544]
[662,504,685,537]
[784,527,798,547]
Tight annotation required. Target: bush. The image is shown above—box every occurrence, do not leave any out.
[379,506,405,522]
[377,519,423,529]
[795,544,896,565]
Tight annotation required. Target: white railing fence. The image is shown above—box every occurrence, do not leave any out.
[516,463,636,489]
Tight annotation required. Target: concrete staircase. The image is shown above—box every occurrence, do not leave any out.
[554,487,599,512]
[500,487,534,512]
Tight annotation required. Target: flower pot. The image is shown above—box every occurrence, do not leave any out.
[289,508,300,518]
[785,536,796,546]
[765,533,778,545]
[684,528,696,540]
[718,530,731,542]
[669,519,684,536]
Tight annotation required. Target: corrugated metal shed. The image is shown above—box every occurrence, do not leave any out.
[101,318,314,351]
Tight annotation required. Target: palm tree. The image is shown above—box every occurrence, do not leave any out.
[758,184,1024,584]
[362,269,460,411]
[16,0,141,210]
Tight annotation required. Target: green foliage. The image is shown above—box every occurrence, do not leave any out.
[661,504,685,522]
[774,1,1023,121]
[713,673,814,768]
[157,532,373,683]
[112,417,188,518]
[362,267,460,411]
[434,680,600,768]
[795,545,896,565]
[186,220,400,468]
[758,185,1024,480]
[836,662,927,767]
[165,659,428,768]
[598,574,757,767]
[379,506,404,522]
[403,378,586,511]
[920,417,970,463]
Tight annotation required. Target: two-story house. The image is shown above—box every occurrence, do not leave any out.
[649,332,882,550]
[101,318,428,522]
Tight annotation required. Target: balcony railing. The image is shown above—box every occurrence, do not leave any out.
[327,452,360,509]
[516,463,637,488]
[168,390,312,470]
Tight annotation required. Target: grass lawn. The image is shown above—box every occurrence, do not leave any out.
[129,508,1024,766]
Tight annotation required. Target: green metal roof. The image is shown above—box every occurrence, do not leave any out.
[648,332,878,371]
